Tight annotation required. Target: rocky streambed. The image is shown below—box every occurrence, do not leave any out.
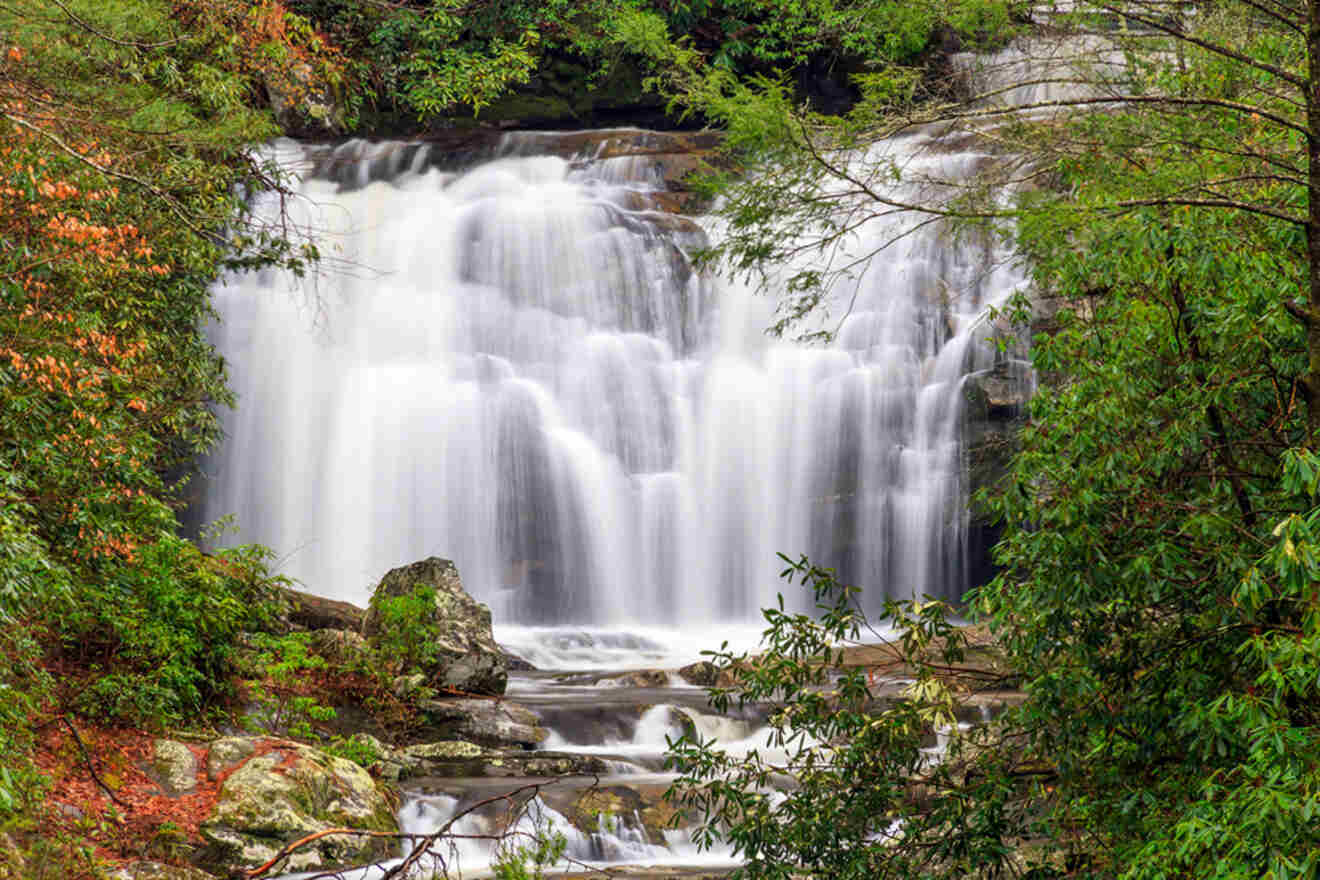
[97,557,1022,880]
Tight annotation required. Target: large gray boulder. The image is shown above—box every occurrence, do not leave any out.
[363,557,508,696]
[198,737,398,875]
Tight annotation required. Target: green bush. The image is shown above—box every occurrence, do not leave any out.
[52,539,283,727]
[241,631,338,740]
[369,585,441,675]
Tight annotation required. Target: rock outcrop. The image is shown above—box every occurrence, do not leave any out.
[266,62,347,136]
[363,557,508,696]
[544,781,683,839]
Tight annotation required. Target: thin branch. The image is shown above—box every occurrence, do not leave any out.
[47,0,185,49]
[1111,196,1305,225]
[2,111,225,245]
[56,716,132,809]
[1093,2,1307,90]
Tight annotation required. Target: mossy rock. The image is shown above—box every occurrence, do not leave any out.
[565,784,683,838]
[198,738,399,875]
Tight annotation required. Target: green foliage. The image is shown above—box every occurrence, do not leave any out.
[370,585,442,674]
[283,0,1015,123]
[492,827,568,880]
[241,631,339,740]
[57,541,283,725]
[668,557,1028,879]
[0,0,311,819]
[325,734,382,768]
[0,627,50,820]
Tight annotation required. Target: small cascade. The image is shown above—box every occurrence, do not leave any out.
[202,126,1030,624]
[391,793,736,877]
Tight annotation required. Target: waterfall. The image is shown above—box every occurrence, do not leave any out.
[201,128,1029,625]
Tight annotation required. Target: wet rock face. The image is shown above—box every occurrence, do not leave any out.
[305,128,724,216]
[544,782,683,839]
[364,557,508,696]
[198,738,398,875]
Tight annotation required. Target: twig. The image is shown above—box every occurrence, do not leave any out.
[243,780,553,879]
[245,828,425,877]
[56,716,132,809]
[380,780,550,880]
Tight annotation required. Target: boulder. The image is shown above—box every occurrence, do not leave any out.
[198,737,398,875]
[500,647,537,671]
[363,557,507,696]
[677,661,739,688]
[206,736,256,780]
[599,669,670,689]
[677,661,719,687]
[148,739,199,796]
[416,697,548,749]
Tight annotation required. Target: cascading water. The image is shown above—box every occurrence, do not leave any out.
[201,127,1029,625]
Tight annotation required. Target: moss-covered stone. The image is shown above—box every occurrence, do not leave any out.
[565,785,683,838]
[149,739,199,796]
[198,739,399,875]
[206,736,256,780]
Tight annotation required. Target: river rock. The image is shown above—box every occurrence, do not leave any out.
[417,697,548,749]
[198,737,398,875]
[677,660,741,688]
[363,557,508,696]
[677,661,719,687]
[549,783,682,838]
[596,669,670,688]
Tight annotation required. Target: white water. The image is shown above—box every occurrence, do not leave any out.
[202,130,1028,625]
